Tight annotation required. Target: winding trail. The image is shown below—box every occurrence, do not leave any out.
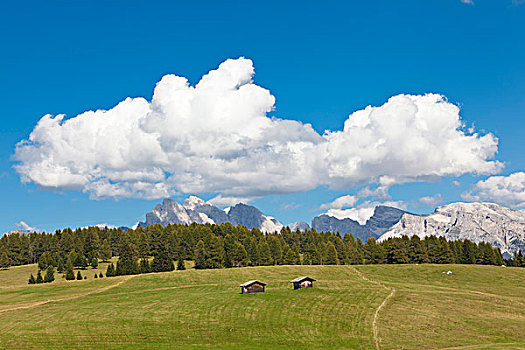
[350,266,395,350]
[0,275,135,314]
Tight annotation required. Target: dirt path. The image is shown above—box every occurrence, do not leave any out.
[0,275,135,314]
[350,266,395,350]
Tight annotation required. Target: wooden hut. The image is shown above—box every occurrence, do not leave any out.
[290,276,316,290]
[240,280,266,294]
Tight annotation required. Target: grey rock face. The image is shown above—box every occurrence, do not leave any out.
[138,196,282,233]
[378,202,525,258]
[312,206,409,242]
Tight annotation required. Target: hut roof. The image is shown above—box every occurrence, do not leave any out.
[289,276,316,283]
[240,280,267,287]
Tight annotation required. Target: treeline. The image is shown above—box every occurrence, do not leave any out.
[1,223,524,276]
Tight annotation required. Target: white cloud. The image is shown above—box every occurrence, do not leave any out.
[208,194,254,207]
[453,180,461,186]
[462,172,525,208]
[326,200,407,225]
[15,221,38,232]
[14,58,502,200]
[419,193,443,207]
[319,195,358,210]
[461,0,474,4]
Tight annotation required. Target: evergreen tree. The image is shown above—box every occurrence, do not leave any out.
[292,243,302,265]
[232,242,248,267]
[99,272,104,278]
[139,258,151,273]
[76,271,83,280]
[177,255,186,270]
[91,257,98,269]
[100,239,112,262]
[36,270,43,284]
[387,238,409,264]
[282,244,296,265]
[28,273,36,284]
[44,266,55,283]
[94,273,98,278]
[38,252,50,270]
[205,236,224,269]
[194,240,207,269]
[461,240,477,264]
[323,241,339,265]
[151,244,174,272]
[0,249,10,269]
[258,239,272,266]
[267,236,282,265]
[65,265,75,280]
[115,239,139,275]
[106,263,116,277]
[57,258,65,273]
[409,236,429,263]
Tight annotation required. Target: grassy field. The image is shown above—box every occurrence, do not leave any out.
[0,262,523,349]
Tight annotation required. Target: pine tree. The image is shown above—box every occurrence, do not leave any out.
[94,273,98,278]
[57,258,65,273]
[106,263,115,277]
[267,236,282,265]
[36,270,44,284]
[387,238,409,264]
[0,250,10,269]
[258,239,272,266]
[115,239,139,276]
[44,266,55,283]
[324,241,339,265]
[76,271,83,280]
[282,244,296,265]
[194,240,206,269]
[151,244,174,272]
[38,252,50,271]
[65,266,75,280]
[205,236,224,269]
[100,239,112,262]
[177,255,186,270]
[139,258,151,273]
[232,242,248,267]
[99,272,104,278]
[91,257,98,269]
[28,273,36,284]
[292,243,301,265]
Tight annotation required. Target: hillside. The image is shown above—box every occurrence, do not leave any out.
[0,263,523,349]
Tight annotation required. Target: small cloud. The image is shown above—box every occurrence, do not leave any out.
[452,180,461,187]
[419,194,443,207]
[460,0,474,4]
[319,195,358,210]
[512,0,525,6]
[15,221,38,232]
[281,202,302,211]
[208,194,254,207]
[325,200,407,225]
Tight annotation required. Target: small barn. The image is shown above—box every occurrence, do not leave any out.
[240,280,266,294]
[290,276,316,290]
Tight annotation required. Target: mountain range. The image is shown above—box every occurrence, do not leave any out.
[136,196,525,258]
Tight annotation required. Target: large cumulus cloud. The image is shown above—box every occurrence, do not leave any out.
[14,57,502,202]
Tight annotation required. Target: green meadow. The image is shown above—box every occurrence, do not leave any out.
[0,262,523,349]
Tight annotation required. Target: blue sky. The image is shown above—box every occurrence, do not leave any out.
[1,0,524,233]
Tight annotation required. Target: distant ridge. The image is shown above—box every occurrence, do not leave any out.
[138,196,283,233]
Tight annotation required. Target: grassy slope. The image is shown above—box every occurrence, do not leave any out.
[0,263,523,349]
